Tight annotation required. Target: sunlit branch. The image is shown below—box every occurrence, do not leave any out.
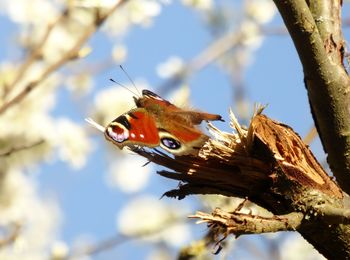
[303,126,318,145]
[65,216,187,259]
[0,139,44,157]
[190,209,303,236]
[157,24,289,96]
[4,8,68,98]
[0,223,21,249]
[0,0,128,116]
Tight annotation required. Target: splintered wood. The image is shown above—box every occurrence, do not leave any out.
[250,114,342,199]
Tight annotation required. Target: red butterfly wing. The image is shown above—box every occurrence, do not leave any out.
[157,120,209,155]
[104,108,160,149]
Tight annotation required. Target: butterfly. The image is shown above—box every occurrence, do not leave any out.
[104,89,223,155]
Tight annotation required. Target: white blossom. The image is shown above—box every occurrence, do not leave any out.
[52,119,92,169]
[156,56,184,79]
[112,44,128,63]
[147,248,173,260]
[71,0,120,9]
[104,0,161,35]
[117,196,192,247]
[127,0,161,25]
[66,73,94,95]
[50,240,69,259]
[106,154,152,193]
[1,0,58,24]
[245,0,276,24]
[168,84,190,107]
[0,169,61,259]
[93,83,147,126]
[182,0,213,10]
[240,20,263,49]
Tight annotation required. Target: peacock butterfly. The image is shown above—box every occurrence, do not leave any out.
[104,89,223,155]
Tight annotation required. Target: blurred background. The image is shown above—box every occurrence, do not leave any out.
[0,0,348,259]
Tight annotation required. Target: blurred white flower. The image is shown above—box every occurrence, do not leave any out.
[147,248,173,260]
[182,0,213,10]
[93,83,147,126]
[68,7,96,27]
[53,119,92,169]
[66,73,94,95]
[245,0,276,24]
[50,240,69,260]
[71,0,119,9]
[0,64,57,136]
[169,84,190,107]
[43,25,79,63]
[103,10,130,36]
[106,155,152,193]
[2,0,58,24]
[281,233,326,260]
[68,234,94,260]
[0,169,61,259]
[117,196,192,247]
[156,56,184,79]
[112,44,128,63]
[162,222,191,247]
[240,20,263,49]
[104,0,161,35]
[127,0,161,25]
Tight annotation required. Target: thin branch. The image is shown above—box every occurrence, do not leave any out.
[158,25,289,96]
[189,208,303,237]
[4,9,67,97]
[0,140,44,157]
[66,216,187,259]
[303,126,318,145]
[0,1,127,116]
[0,223,21,248]
[314,204,350,225]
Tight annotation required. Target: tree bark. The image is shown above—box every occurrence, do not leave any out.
[272,0,350,194]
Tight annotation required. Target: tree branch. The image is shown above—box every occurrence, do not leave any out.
[272,0,350,195]
[0,139,44,157]
[0,1,127,116]
[189,209,304,237]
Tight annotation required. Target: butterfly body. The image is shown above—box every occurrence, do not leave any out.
[105,89,223,155]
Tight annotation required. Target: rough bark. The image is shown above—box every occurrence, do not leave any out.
[273,0,350,195]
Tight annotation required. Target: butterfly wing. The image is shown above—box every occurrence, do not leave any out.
[156,119,209,156]
[104,108,160,149]
[171,110,224,125]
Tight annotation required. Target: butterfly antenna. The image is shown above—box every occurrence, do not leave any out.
[109,78,139,96]
[85,118,105,132]
[119,65,141,96]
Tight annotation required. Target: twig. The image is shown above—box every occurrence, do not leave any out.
[303,126,318,145]
[189,208,304,236]
[157,24,289,96]
[0,223,21,248]
[65,216,186,259]
[0,139,44,157]
[4,9,67,97]
[0,1,127,116]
